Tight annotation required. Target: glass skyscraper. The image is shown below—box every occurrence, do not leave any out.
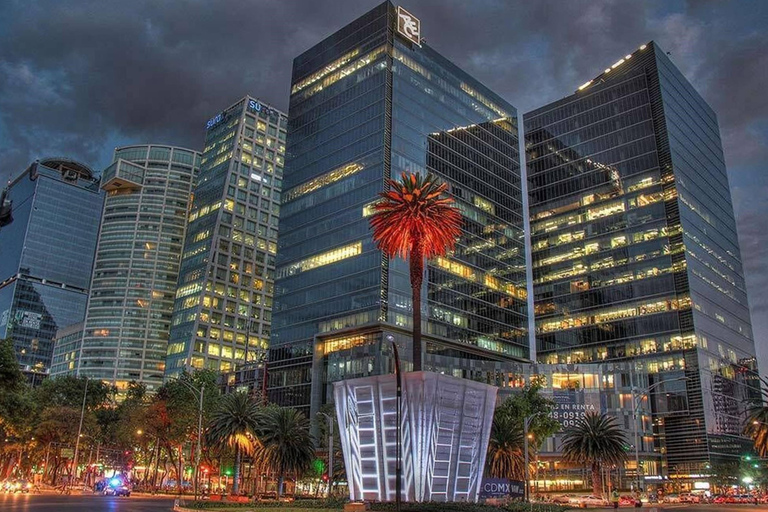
[165,96,287,378]
[57,146,200,392]
[0,158,103,384]
[525,42,758,481]
[270,2,529,413]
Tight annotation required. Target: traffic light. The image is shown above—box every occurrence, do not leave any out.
[322,473,329,482]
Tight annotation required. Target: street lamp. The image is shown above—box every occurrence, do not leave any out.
[177,377,205,501]
[523,412,545,505]
[136,429,161,488]
[71,377,89,487]
[631,376,689,493]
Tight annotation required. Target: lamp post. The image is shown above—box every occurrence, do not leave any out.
[177,377,205,501]
[392,341,402,511]
[71,377,88,487]
[631,376,689,493]
[319,412,334,497]
[524,412,544,505]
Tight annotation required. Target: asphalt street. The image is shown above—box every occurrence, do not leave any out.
[0,493,175,511]
[6,495,768,511]
[595,506,768,511]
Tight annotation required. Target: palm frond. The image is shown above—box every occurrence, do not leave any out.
[561,412,628,466]
[369,172,462,260]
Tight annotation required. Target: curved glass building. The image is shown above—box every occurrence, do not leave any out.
[72,145,200,391]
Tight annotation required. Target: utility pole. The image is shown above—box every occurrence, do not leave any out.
[319,412,334,497]
[72,377,88,487]
[392,342,402,511]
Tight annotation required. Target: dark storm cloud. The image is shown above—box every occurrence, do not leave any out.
[1,0,767,367]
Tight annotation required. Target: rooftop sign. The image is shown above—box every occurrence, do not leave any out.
[396,6,421,46]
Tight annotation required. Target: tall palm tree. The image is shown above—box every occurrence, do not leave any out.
[257,406,315,497]
[486,407,526,480]
[561,412,627,496]
[369,172,462,371]
[206,392,261,494]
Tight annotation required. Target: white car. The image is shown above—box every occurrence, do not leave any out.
[568,495,609,506]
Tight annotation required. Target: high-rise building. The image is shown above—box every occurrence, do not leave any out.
[165,97,287,378]
[525,42,759,479]
[54,146,200,391]
[269,2,529,413]
[0,158,103,384]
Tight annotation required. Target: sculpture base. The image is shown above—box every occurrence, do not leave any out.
[334,371,497,503]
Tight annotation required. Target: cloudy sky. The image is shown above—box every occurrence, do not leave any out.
[1,0,766,372]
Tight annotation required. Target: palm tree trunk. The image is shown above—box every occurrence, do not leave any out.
[591,461,601,497]
[233,444,241,494]
[410,245,424,372]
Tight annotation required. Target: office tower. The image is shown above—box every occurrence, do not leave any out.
[56,146,200,391]
[165,97,287,378]
[525,42,758,479]
[270,2,529,412]
[0,158,103,385]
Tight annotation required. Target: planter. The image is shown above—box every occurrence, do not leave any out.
[334,371,497,503]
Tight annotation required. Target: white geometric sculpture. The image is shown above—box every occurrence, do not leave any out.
[334,371,497,502]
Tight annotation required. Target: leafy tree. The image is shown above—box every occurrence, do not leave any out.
[561,412,627,496]
[33,375,115,410]
[257,405,315,496]
[0,337,24,391]
[206,392,261,494]
[486,385,559,480]
[369,172,462,371]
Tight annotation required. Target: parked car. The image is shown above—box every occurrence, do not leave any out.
[550,494,577,504]
[679,493,700,503]
[619,495,640,506]
[569,495,609,506]
[663,493,681,503]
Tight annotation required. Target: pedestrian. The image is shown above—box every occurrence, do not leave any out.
[611,489,620,509]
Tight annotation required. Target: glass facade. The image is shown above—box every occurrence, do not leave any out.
[525,42,759,481]
[67,146,200,392]
[165,97,287,378]
[50,322,84,375]
[0,159,103,383]
[270,1,529,413]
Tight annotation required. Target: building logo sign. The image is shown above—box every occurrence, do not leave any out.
[396,6,421,46]
[479,478,524,499]
[205,112,224,130]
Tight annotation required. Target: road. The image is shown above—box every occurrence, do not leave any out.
[592,506,768,512]
[0,493,175,511]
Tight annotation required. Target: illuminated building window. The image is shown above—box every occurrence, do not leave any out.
[175,283,202,299]
[296,46,387,100]
[291,48,361,94]
[277,242,363,278]
[283,163,364,202]
[193,230,210,243]
[473,196,495,215]
[321,335,369,355]
[537,295,691,333]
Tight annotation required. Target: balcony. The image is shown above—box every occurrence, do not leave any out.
[101,159,144,191]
